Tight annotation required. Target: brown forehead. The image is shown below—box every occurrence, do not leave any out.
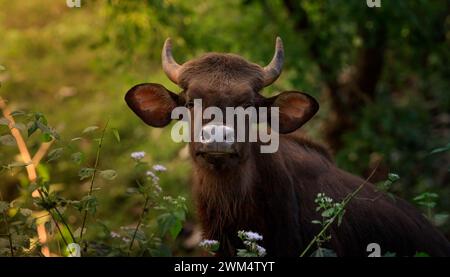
[187,80,254,100]
[178,53,265,97]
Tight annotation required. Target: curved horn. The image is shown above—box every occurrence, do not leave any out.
[262,37,284,87]
[162,38,182,84]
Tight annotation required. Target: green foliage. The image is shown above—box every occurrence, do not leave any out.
[309,193,345,255]
[375,173,400,200]
[414,192,438,210]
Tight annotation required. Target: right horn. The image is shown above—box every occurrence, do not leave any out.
[262,37,284,87]
[162,38,182,84]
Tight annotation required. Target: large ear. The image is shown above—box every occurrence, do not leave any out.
[266,91,319,134]
[125,83,182,127]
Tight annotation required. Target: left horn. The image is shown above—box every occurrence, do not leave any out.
[162,38,182,84]
[262,37,284,87]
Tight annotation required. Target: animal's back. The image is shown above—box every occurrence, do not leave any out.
[275,134,450,256]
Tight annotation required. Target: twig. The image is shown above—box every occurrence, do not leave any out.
[79,120,109,241]
[31,140,54,166]
[129,196,150,255]
[54,207,76,243]
[300,165,379,257]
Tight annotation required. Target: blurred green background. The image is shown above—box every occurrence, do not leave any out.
[0,0,449,255]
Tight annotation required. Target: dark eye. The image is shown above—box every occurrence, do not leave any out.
[185,100,194,109]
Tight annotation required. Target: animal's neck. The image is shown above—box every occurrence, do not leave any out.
[192,155,258,237]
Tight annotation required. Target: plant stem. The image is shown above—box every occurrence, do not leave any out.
[79,120,109,241]
[36,189,70,249]
[48,210,70,248]
[54,207,76,243]
[129,196,150,255]
[300,166,379,257]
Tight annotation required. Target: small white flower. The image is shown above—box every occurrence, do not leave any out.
[122,237,131,243]
[199,239,219,249]
[256,245,266,256]
[66,243,81,257]
[153,184,162,194]
[146,170,160,184]
[131,151,145,161]
[110,231,121,238]
[146,170,156,178]
[242,231,263,241]
[152,164,167,172]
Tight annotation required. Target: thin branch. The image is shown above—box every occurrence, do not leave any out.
[300,164,379,257]
[31,140,54,166]
[129,196,150,255]
[54,207,76,243]
[79,120,109,241]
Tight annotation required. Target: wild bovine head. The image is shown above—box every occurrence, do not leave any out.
[125,37,318,170]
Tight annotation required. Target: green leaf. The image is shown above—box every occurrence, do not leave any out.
[0,201,9,213]
[321,208,336,218]
[47,147,64,162]
[99,169,117,180]
[41,132,53,142]
[27,122,38,137]
[169,219,183,239]
[79,195,98,214]
[10,110,25,117]
[236,249,258,257]
[430,143,450,155]
[173,209,186,221]
[6,161,31,168]
[71,152,84,165]
[149,244,172,257]
[82,126,99,134]
[112,128,120,142]
[0,135,15,146]
[387,173,400,182]
[157,213,179,238]
[79,167,95,180]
